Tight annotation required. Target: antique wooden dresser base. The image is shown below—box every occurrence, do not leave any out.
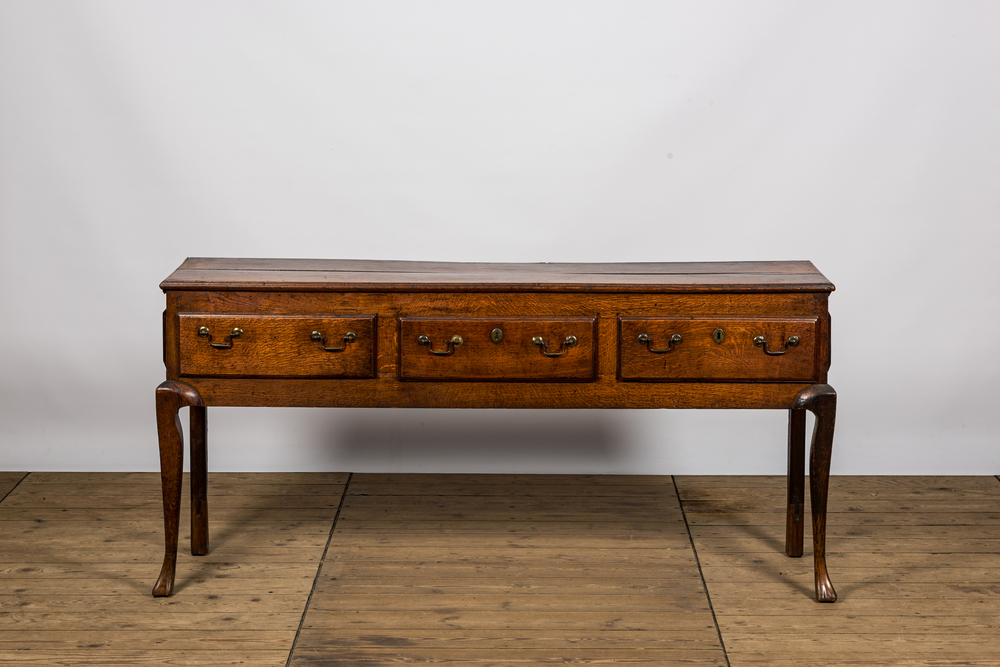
[154,259,838,602]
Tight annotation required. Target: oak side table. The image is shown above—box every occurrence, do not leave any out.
[154,258,838,602]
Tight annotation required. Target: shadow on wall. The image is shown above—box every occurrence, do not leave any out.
[315,409,642,473]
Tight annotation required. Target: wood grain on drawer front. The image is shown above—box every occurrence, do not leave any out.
[399,317,596,381]
[178,314,375,378]
[619,316,820,382]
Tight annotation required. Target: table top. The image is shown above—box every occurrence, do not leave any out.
[161,258,834,293]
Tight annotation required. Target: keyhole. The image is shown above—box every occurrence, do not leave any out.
[713,328,725,344]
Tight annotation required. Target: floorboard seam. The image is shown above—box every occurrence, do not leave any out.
[672,475,732,667]
[0,471,30,504]
[285,472,353,667]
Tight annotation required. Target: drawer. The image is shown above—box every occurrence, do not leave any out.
[400,317,596,381]
[619,316,820,382]
[178,313,375,378]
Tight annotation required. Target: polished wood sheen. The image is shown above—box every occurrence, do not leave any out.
[154,258,838,602]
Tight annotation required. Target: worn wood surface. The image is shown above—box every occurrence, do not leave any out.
[0,473,26,502]
[3,472,1000,664]
[0,471,344,665]
[292,472,725,666]
[162,258,835,293]
[676,474,1000,666]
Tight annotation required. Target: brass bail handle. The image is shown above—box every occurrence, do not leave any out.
[532,334,578,358]
[311,331,357,352]
[417,334,464,356]
[198,326,242,349]
[753,334,800,356]
[637,333,682,354]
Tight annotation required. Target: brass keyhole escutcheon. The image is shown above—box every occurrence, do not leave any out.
[491,328,504,344]
[712,328,725,344]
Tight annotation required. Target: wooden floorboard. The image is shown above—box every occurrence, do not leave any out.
[2,472,999,666]
[292,473,726,666]
[0,473,26,502]
[675,475,1000,667]
[0,471,346,666]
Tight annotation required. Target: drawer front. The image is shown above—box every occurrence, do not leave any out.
[400,317,596,381]
[619,316,820,382]
[178,314,375,378]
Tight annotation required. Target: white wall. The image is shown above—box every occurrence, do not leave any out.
[1,1,997,474]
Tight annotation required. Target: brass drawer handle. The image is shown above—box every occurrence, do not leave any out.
[418,334,464,356]
[637,333,682,354]
[198,326,242,349]
[754,334,800,356]
[311,331,357,352]
[532,335,578,358]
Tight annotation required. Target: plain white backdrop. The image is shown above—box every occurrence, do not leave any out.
[1,1,997,474]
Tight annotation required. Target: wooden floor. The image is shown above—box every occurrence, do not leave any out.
[1,472,999,666]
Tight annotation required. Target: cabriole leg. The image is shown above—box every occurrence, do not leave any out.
[794,384,838,603]
[153,381,203,597]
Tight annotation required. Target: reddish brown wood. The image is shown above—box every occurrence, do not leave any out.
[162,290,831,410]
[619,316,820,382]
[153,380,203,597]
[785,408,806,557]
[178,314,375,378]
[794,383,838,602]
[190,405,208,556]
[162,258,835,293]
[816,300,832,384]
[154,259,838,602]
[399,317,596,381]
[170,290,825,318]
[179,378,810,410]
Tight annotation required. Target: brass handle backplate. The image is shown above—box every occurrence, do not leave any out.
[418,334,464,356]
[311,331,357,352]
[532,335,578,358]
[637,333,682,354]
[198,326,242,349]
[753,334,800,356]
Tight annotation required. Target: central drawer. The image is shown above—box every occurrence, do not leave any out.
[399,317,597,381]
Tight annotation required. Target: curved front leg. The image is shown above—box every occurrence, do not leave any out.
[794,384,838,603]
[153,380,203,597]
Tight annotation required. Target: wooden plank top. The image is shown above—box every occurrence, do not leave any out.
[161,258,834,293]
